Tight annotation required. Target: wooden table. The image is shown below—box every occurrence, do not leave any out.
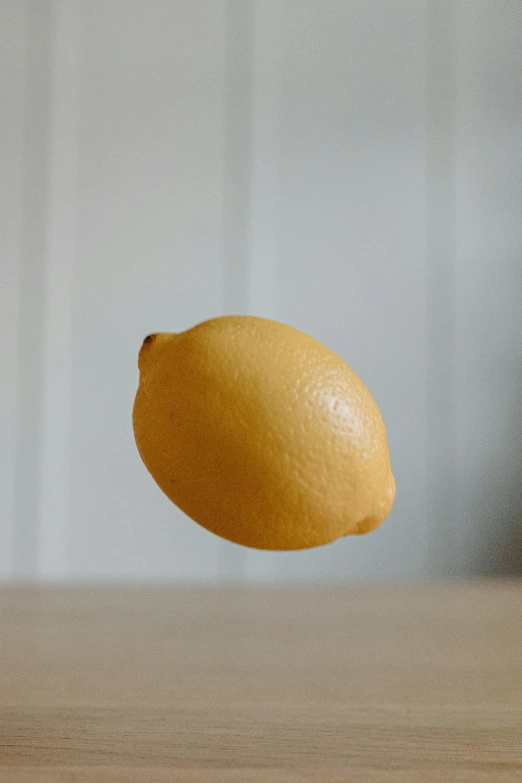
[1,582,521,781]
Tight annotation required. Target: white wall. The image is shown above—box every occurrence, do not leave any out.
[1,0,521,583]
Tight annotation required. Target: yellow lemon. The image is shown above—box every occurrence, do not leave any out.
[133,316,395,550]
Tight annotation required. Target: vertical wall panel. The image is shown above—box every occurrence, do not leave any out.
[0,1,27,579]
[455,0,522,576]
[12,0,54,578]
[425,0,459,577]
[247,0,282,321]
[38,0,81,579]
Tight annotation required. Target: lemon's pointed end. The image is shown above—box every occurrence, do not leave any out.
[138,332,178,372]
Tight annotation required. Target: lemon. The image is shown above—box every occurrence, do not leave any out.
[133,316,395,550]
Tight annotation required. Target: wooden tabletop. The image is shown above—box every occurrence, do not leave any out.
[1,582,521,781]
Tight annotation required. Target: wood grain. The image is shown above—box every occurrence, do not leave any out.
[0,582,521,781]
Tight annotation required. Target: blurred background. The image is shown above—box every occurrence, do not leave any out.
[1,0,521,585]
